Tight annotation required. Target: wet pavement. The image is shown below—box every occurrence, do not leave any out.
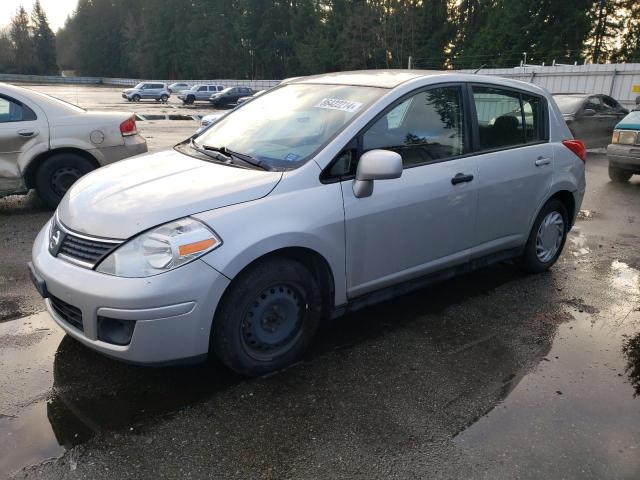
[0,91,639,477]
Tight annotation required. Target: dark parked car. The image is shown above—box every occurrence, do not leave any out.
[208,86,254,108]
[553,93,628,148]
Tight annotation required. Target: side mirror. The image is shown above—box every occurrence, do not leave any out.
[353,149,402,198]
[583,108,596,117]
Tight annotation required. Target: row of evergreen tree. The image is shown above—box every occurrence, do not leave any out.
[2,0,640,79]
[0,1,57,75]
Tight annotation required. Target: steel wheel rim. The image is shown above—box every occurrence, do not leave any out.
[240,283,306,361]
[535,211,564,263]
[51,166,83,197]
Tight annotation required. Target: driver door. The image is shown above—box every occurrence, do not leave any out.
[341,85,479,298]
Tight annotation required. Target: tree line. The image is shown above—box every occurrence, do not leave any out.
[0,0,57,75]
[2,0,640,79]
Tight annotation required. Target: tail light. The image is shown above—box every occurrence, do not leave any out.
[119,116,137,136]
[562,139,587,163]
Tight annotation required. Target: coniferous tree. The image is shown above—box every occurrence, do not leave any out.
[31,0,57,74]
[9,6,37,74]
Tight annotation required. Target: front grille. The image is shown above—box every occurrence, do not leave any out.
[59,233,117,266]
[50,296,83,331]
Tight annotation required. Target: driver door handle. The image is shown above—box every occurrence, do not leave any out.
[18,129,38,137]
[451,173,474,185]
[535,156,551,166]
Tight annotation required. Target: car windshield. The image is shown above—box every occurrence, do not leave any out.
[219,87,233,94]
[190,85,201,91]
[553,95,586,114]
[194,83,384,170]
[134,82,144,89]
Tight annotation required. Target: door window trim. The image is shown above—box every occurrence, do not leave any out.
[466,82,549,155]
[321,82,551,183]
[321,82,473,183]
[0,93,37,123]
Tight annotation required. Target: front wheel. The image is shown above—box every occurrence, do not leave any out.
[516,199,568,273]
[35,153,96,209]
[609,165,633,183]
[212,258,323,376]
[186,95,195,105]
[132,94,141,102]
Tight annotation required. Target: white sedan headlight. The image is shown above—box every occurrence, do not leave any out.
[96,217,221,277]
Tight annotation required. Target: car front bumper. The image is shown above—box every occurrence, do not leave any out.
[30,221,230,364]
[607,143,640,172]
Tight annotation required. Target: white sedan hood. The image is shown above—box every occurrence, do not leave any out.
[57,149,282,239]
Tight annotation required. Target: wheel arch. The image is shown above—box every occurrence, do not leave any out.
[215,246,336,321]
[23,147,100,189]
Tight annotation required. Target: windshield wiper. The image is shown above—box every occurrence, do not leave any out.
[203,145,273,171]
[189,138,232,164]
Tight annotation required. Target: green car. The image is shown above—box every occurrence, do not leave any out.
[607,110,640,182]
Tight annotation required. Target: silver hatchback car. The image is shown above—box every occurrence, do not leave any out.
[30,70,586,376]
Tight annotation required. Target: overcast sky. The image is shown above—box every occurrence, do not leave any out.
[2,0,78,32]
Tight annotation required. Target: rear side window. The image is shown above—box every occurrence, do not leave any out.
[0,96,36,123]
[362,85,465,167]
[472,86,546,150]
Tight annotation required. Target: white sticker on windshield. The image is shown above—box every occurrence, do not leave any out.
[314,98,363,113]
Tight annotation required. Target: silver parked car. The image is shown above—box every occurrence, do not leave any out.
[122,82,171,102]
[1,82,147,207]
[168,82,191,94]
[178,84,224,104]
[30,70,586,376]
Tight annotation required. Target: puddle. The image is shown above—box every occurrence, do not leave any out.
[0,312,241,478]
[454,260,640,478]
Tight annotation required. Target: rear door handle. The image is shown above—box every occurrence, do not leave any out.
[535,156,551,167]
[451,173,474,185]
[18,129,38,137]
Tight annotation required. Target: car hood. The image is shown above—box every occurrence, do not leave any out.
[57,149,283,239]
[123,89,134,94]
[616,111,640,130]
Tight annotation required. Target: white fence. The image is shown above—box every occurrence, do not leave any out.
[466,64,640,108]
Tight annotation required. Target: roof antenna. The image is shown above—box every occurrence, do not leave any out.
[473,64,487,74]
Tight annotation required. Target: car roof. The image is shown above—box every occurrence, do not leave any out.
[0,82,85,115]
[286,69,547,93]
[552,93,592,98]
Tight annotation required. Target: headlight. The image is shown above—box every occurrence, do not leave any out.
[96,217,221,277]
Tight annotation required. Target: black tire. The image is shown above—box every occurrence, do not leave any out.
[132,94,141,102]
[186,95,195,105]
[212,258,323,376]
[516,199,569,274]
[160,94,169,102]
[35,153,96,209]
[609,165,633,183]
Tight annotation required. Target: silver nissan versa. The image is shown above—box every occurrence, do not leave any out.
[29,70,586,376]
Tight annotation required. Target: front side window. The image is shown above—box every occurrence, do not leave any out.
[0,96,36,123]
[198,86,207,92]
[584,96,603,113]
[362,86,465,167]
[195,83,383,170]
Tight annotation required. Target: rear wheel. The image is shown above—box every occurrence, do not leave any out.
[609,165,633,183]
[35,153,96,209]
[516,199,568,273]
[212,258,322,376]
[160,94,169,102]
